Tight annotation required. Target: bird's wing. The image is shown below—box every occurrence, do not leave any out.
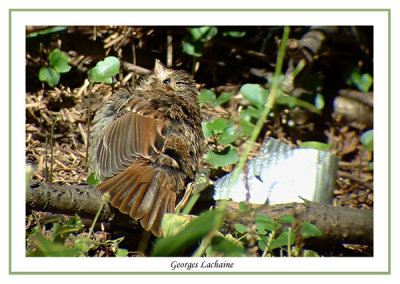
[95,96,166,178]
[94,96,180,236]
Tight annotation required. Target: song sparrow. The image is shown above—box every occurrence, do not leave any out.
[89,60,204,237]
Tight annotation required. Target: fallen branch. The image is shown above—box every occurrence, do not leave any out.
[222,200,373,246]
[26,182,373,252]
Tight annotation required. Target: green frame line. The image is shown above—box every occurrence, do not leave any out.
[9,8,391,11]
[11,8,390,275]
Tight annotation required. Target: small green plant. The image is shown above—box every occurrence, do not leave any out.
[198,89,234,108]
[182,26,246,58]
[360,129,373,151]
[234,213,322,257]
[87,56,120,85]
[360,129,373,169]
[86,172,100,186]
[182,26,218,58]
[202,118,239,168]
[26,215,85,257]
[183,26,247,73]
[26,192,128,257]
[299,141,332,151]
[199,89,239,167]
[38,48,72,87]
[345,66,373,93]
[153,209,246,256]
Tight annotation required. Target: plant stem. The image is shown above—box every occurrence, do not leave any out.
[88,193,109,236]
[50,116,57,184]
[192,26,290,257]
[262,230,277,257]
[228,26,290,192]
[288,227,292,257]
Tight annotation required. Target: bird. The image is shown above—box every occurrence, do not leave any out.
[88,59,205,237]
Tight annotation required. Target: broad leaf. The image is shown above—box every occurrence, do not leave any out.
[218,124,237,145]
[240,84,269,109]
[199,89,216,107]
[190,26,218,41]
[152,210,219,256]
[206,118,228,133]
[205,146,239,168]
[39,66,60,87]
[299,222,323,239]
[49,49,71,73]
[299,141,332,151]
[360,129,373,151]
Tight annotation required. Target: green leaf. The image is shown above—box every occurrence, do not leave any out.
[162,213,195,237]
[239,117,255,137]
[27,232,80,257]
[86,172,100,185]
[314,93,325,110]
[190,26,218,41]
[345,67,373,93]
[222,30,246,38]
[182,36,204,57]
[278,215,295,224]
[205,146,239,168]
[257,237,267,251]
[269,229,295,250]
[234,223,247,234]
[240,84,269,109]
[38,66,60,87]
[49,49,71,73]
[206,118,228,133]
[358,73,373,93]
[201,121,213,139]
[115,248,129,257]
[88,56,120,84]
[26,26,68,38]
[96,56,120,78]
[276,95,322,115]
[255,223,268,235]
[303,249,320,257]
[199,91,233,108]
[255,214,273,223]
[299,222,323,239]
[207,235,246,257]
[299,141,332,151]
[52,224,82,242]
[347,68,361,86]
[73,238,92,253]
[199,89,216,107]
[218,124,238,145]
[360,129,373,150]
[255,215,275,232]
[240,106,263,119]
[215,92,234,106]
[152,210,219,256]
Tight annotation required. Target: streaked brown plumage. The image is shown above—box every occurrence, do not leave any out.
[89,60,204,237]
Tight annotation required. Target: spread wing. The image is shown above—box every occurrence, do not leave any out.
[95,97,166,178]
[93,96,180,236]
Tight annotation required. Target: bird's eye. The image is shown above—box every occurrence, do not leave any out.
[163,78,171,84]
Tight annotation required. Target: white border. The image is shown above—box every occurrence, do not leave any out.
[11,10,388,273]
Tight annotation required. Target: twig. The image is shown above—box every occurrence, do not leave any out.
[121,61,152,75]
[50,116,58,184]
[213,39,271,63]
[166,34,173,68]
[338,170,373,190]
